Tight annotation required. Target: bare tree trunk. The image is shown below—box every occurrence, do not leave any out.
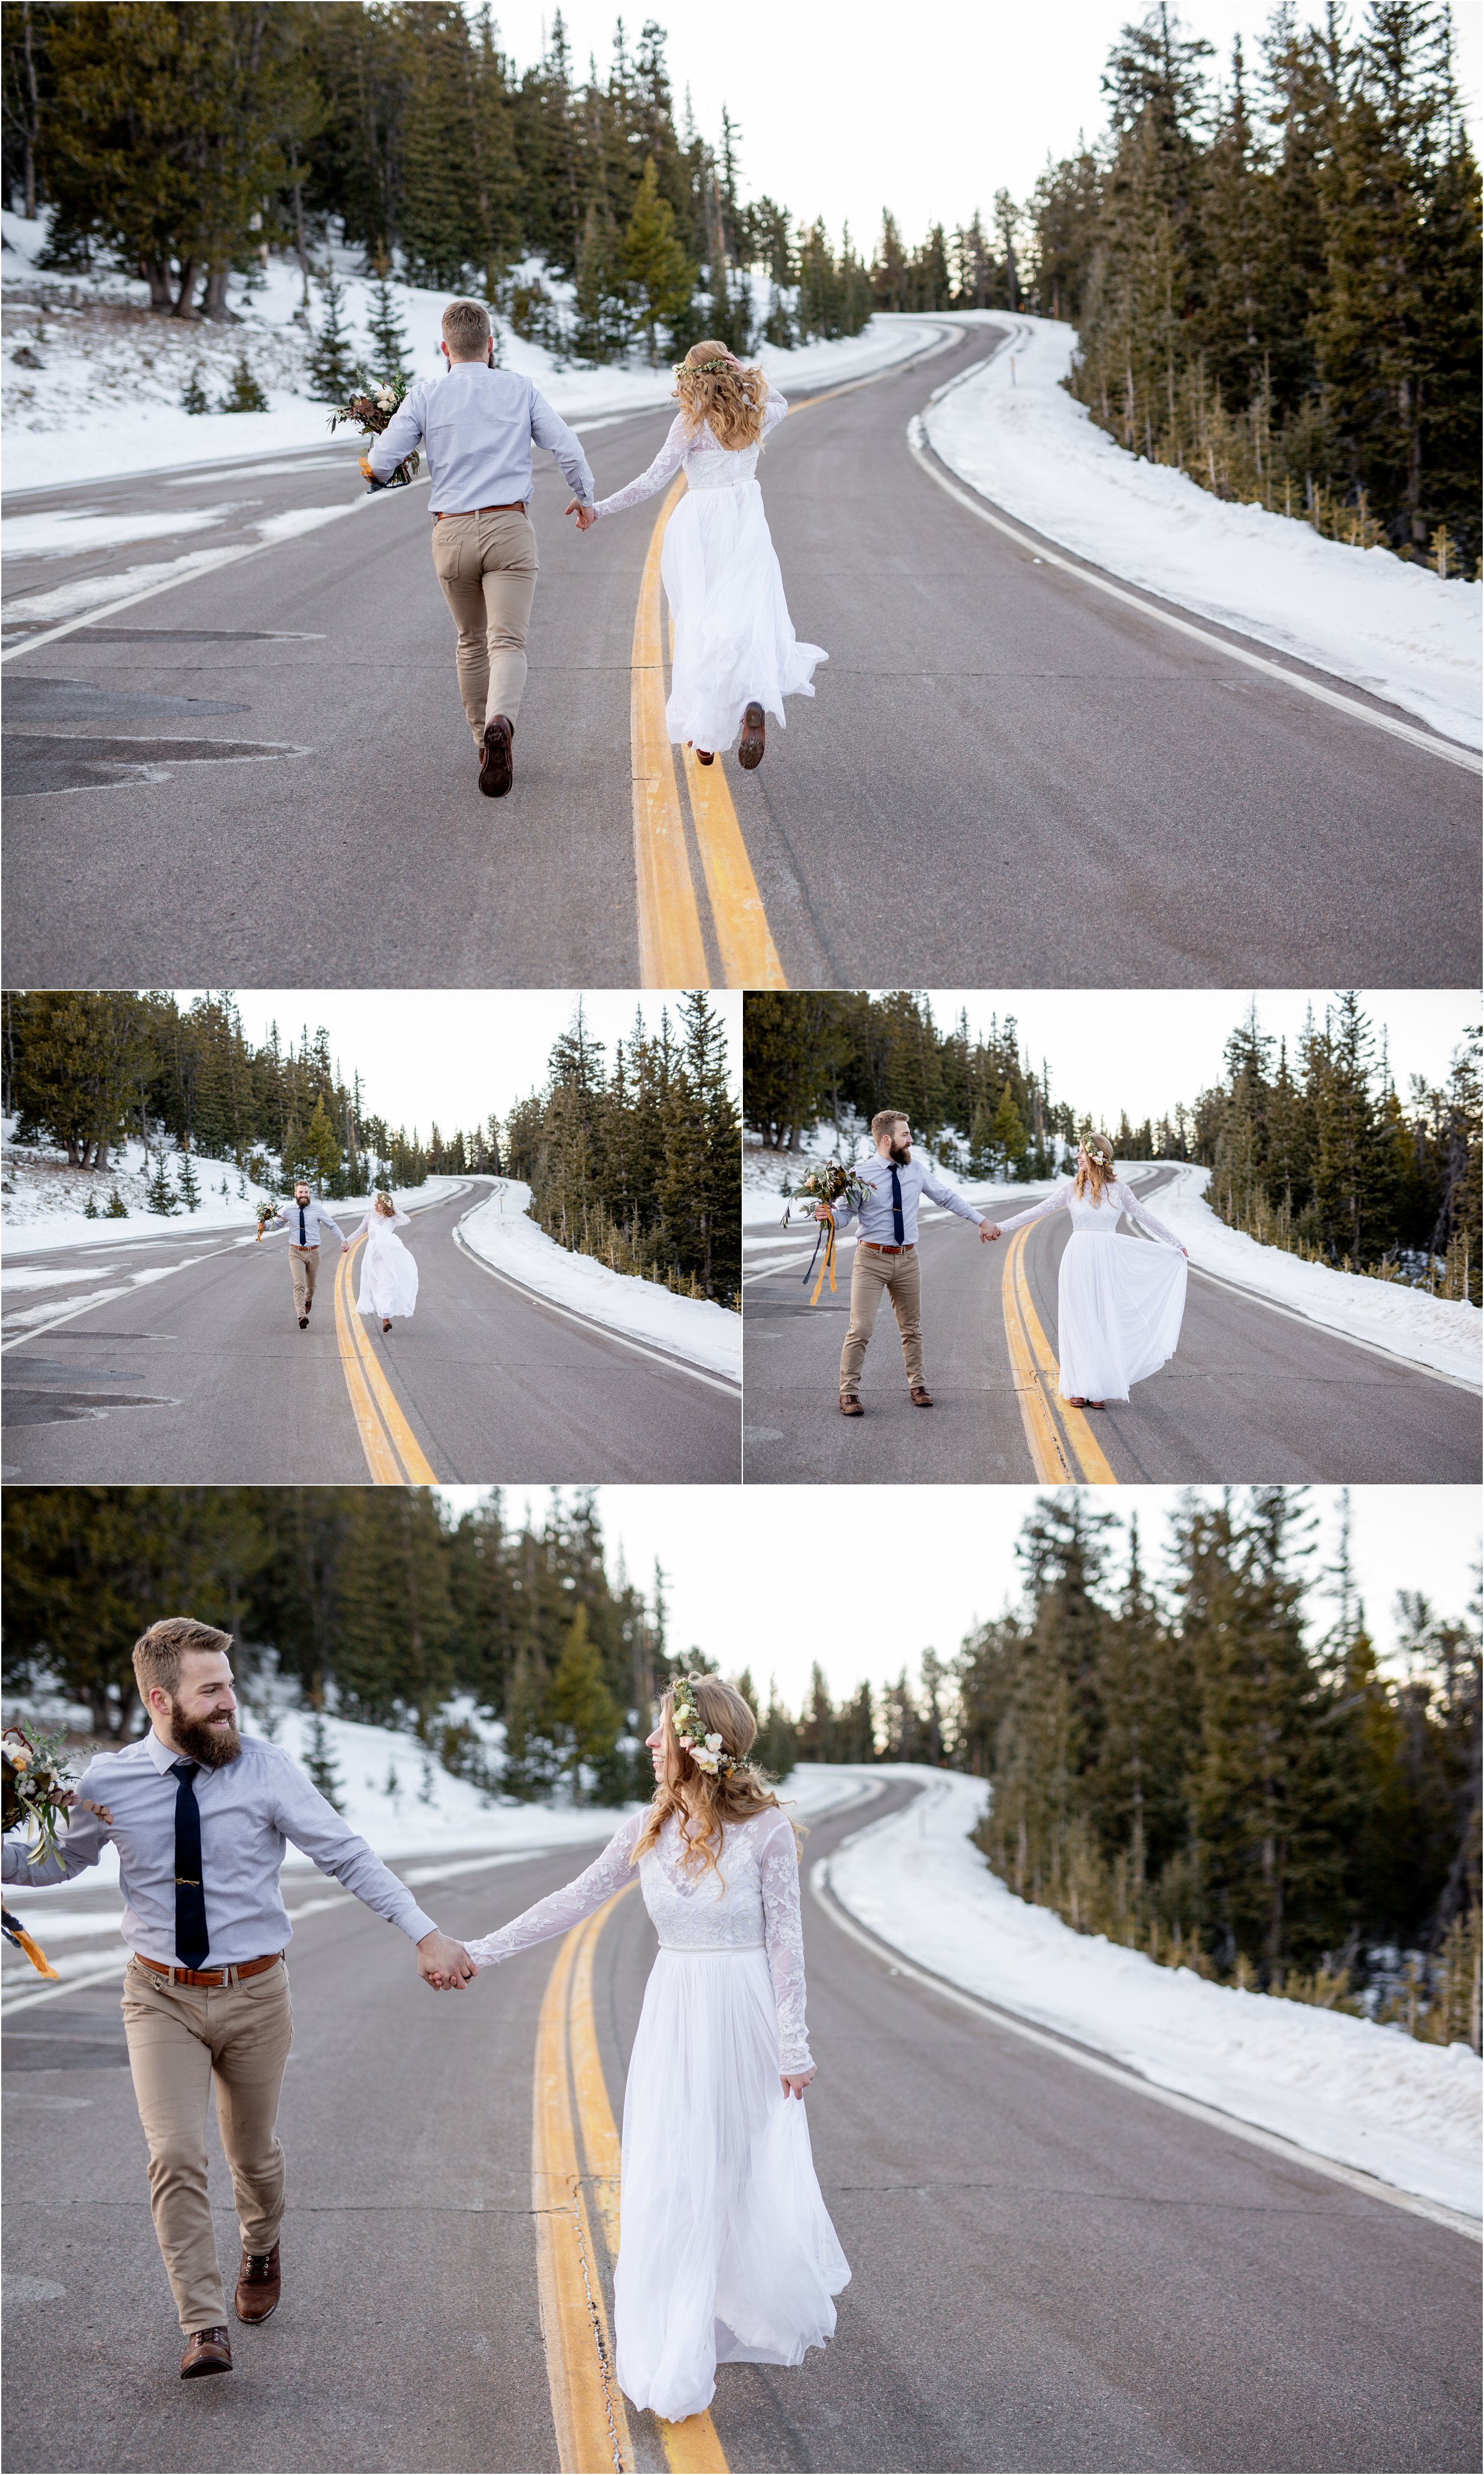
[200,263,236,321]
[172,259,200,317]
[142,258,174,311]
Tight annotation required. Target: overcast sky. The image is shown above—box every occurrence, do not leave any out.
[489,1,1484,249]
[174,991,740,1135]
[911,990,1476,1133]
[440,1484,1480,1708]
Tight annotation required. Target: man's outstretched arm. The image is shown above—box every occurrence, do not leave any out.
[365,389,427,484]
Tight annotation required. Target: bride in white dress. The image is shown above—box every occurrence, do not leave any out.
[570,340,826,768]
[463,1674,849,2425]
[351,1191,419,1333]
[986,1133,1188,1407]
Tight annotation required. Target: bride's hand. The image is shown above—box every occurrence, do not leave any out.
[980,1223,1001,1241]
[567,500,597,531]
[780,2068,816,2099]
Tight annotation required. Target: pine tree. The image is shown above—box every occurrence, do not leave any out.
[621,156,696,364]
[106,1187,127,1217]
[182,368,212,415]
[302,1711,344,1812]
[145,1152,178,1215]
[366,270,411,380]
[307,272,362,402]
[176,1150,201,1212]
[82,1190,98,1219]
[220,351,268,413]
[546,1606,624,1801]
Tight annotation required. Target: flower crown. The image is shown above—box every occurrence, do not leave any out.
[676,355,739,377]
[669,1676,734,1775]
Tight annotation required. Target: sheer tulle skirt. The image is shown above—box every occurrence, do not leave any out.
[1057,1233,1186,1403]
[614,1948,849,2424]
[356,1234,419,1320]
[661,480,826,753]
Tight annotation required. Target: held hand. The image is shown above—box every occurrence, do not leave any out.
[780,2068,817,2099]
[980,1223,1002,1242]
[417,1929,475,1991]
[566,499,597,531]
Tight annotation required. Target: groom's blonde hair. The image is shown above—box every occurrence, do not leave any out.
[871,1110,909,1143]
[442,298,491,359]
[134,1617,233,1704]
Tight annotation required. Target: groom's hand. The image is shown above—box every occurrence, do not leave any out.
[566,499,597,531]
[980,1223,1001,1241]
[813,1203,833,1225]
[417,1930,474,1991]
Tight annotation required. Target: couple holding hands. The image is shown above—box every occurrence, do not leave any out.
[815,1113,1190,1416]
[4,1625,844,2426]
[364,299,824,794]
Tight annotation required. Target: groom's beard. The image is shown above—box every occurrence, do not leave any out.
[169,1708,242,1768]
[888,1141,912,1164]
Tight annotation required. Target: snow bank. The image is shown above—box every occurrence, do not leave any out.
[1149,1163,1481,1388]
[2,213,942,493]
[920,316,1482,752]
[459,1181,740,1382]
[825,1768,1482,2218]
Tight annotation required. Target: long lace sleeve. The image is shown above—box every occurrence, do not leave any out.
[465,1812,644,1969]
[592,415,689,518]
[760,390,787,437]
[997,1180,1072,1233]
[757,1815,813,2073]
[1116,1182,1185,1248]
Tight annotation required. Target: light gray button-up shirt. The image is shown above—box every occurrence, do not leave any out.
[830,1153,985,1246]
[262,1197,347,1248]
[368,362,596,515]
[1,1729,437,1966]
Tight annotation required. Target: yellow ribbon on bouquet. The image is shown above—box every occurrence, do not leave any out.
[806,1216,838,1306]
[1,1906,59,1980]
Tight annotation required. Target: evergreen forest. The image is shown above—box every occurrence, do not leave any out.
[3,2,1475,555]
[3,1481,1476,2047]
[502,994,741,1309]
[743,989,1481,1301]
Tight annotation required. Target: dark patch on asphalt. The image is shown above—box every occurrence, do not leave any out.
[4,2027,131,2073]
[4,678,250,720]
[3,1389,179,1426]
[62,626,326,642]
[4,734,308,795]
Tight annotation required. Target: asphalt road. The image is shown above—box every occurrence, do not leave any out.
[4,324,1476,986]
[2,1781,1477,2473]
[0,1179,740,1483]
[742,1170,1481,1483]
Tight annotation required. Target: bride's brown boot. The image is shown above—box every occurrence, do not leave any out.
[696,749,714,765]
[738,702,765,769]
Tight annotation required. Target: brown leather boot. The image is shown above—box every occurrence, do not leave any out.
[910,1384,933,1407]
[181,2326,233,2378]
[738,700,766,769]
[235,2240,281,2324]
[839,1393,864,1416]
[479,714,514,798]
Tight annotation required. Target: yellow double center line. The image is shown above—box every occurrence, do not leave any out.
[533,1888,728,2474]
[332,1233,437,1483]
[1000,1225,1117,1486]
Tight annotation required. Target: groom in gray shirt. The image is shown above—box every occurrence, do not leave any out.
[1,1617,473,2378]
[818,1109,993,1414]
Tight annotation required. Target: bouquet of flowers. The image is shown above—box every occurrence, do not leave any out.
[2,1726,90,1866]
[255,1198,278,1243]
[783,1161,876,1302]
[330,377,419,488]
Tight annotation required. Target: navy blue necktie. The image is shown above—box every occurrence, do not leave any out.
[298,1203,307,1244]
[890,1166,904,1244]
[171,1760,210,1968]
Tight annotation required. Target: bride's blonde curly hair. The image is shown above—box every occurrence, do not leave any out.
[672,341,770,450]
[632,1674,801,1883]
[1074,1130,1117,1203]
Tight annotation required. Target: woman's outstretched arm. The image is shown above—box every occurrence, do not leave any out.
[992,1179,1073,1234]
[464,1811,646,1969]
[1114,1181,1186,1250]
[587,415,690,519]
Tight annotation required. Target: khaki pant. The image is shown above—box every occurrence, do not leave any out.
[839,1244,924,1395]
[431,507,539,736]
[289,1243,319,1316]
[121,1955,294,2331]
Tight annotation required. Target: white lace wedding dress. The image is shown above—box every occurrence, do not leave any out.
[351,1207,419,1321]
[592,394,827,754]
[465,1806,849,2422]
[997,1177,1187,1402]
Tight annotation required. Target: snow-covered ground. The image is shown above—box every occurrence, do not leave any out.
[1149,1163,1481,1389]
[919,316,1482,752]
[458,1179,740,1382]
[822,1768,1482,2219]
[2,211,943,493]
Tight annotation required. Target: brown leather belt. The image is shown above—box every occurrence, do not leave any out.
[434,501,526,520]
[135,1952,283,1989]
[860,1241,914,1255]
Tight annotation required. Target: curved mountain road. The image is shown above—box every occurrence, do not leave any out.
[1,1179,739,1483]
[4,325,1475,988]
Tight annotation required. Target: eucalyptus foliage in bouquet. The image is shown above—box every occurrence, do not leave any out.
[330,377,420,486]
[781,1161,874,1228]
[2,1726,90,1866]
[255,1197,278,1242]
